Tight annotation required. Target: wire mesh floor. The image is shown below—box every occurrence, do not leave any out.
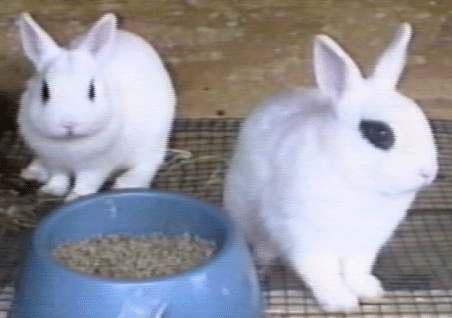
[1,118,452,317]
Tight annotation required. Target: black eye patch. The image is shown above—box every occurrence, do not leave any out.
[41,80,50,103]
[359,120,395,150]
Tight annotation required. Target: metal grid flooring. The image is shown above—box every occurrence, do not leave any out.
[1,118,452,317]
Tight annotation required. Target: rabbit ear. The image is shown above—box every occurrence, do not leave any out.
[19,13,62,68]
[314,35,363,102]
[75,13,117,61]
[372,23,412,88]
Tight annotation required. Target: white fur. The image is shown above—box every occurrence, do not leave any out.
[224,24,438,311]
[18,13,176,200]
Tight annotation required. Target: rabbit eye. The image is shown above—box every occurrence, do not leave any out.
[359,120,395,150]
[88,80,95,101]
[41,80,50,103]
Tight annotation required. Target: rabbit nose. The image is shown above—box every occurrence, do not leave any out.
[61,121,78,135]
[420,166,437,183]
[63,123,75,131]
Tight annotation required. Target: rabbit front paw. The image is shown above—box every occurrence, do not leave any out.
[342,255,384,300]
[39,173,71,197]
[65,191,82,202]
[295,254,364,311]
[64,169,111,201]
[313,285,360,311]
[346,273,384,300]
[21,160,49,183]
[113,164,158,189]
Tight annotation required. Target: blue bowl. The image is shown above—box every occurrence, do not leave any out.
[13,190,263,317]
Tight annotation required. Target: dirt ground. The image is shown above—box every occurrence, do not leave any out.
[1,0,452,120]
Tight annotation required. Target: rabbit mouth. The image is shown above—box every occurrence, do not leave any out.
[48,122,104,140]
[51,129,92,140]
[378,178,434,196]
[64,132,82,139]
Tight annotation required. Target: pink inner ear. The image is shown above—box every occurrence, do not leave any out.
[21,21,40,61]
[20,14,61,68]
[314,36,363,103]
[76,15,117,61]
[88,21,115,58]
[316,42,347,100]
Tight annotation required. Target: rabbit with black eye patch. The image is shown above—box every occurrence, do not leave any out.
[224,24,438,311]
[17,13,176,200]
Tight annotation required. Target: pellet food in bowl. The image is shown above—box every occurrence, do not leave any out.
[52,233,216,278]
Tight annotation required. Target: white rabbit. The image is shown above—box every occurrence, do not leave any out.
[17,13,175,200]
[224,24,438,311]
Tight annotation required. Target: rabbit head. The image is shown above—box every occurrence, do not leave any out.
[314,24,438,195]
[19,13,119,139]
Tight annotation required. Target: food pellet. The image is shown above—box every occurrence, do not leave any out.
[52,233,217,279]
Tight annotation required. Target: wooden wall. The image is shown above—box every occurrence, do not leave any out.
[1,0,452,121]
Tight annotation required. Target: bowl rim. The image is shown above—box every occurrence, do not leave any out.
[31,189,239,283]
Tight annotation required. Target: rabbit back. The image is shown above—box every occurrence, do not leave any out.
[100,30,175,165]
[224,88,329,264]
